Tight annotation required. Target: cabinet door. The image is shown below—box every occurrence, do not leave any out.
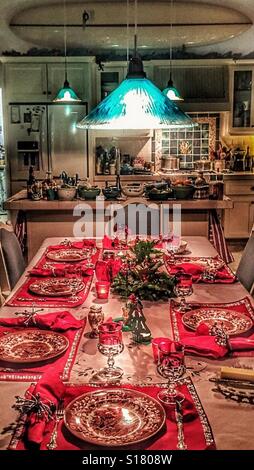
[96,67,125,103]
[249,201,254,232]
[47,63,91,103]
[5,63,47,101]
[224,199,252,238]
[231,69,254,130]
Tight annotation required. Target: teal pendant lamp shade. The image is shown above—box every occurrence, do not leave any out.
[163,76,184,102]
[77,56,194,130]
[53,79,81,103]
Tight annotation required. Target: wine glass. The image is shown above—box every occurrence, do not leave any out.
[96,322,124,381]
[157,341,185,405]
[174,273,193,312]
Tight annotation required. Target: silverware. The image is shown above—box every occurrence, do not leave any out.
[175,400,187,450]
[47,400,64,450]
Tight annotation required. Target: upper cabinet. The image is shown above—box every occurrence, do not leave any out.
[153,64,230,112]
[5,63,47,102]
[4,60,95,105]
[230,66,254,134]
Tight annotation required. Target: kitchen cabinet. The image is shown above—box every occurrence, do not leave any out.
[96,62,154,103]
[4,61,94,104]
[223,176,254,238]
[229,66,254,134]
[5,63,47,101]
[153,64,229,112]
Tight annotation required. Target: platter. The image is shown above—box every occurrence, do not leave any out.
[182,308,253,336]
[29,278,85,297]
[0,329,69,363]
[64,388,165,446]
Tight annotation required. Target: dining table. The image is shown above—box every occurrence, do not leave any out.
[0,235,253,451]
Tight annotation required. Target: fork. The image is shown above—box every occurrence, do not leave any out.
[47,400,64,450]
[175,400,187,450]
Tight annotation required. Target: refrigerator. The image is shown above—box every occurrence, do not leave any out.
[8,102,88,193]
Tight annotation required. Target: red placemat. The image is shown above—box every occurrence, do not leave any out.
[170,297,254,358]
[6,275,93,308]
[165,255,236,284]
[9,378,215,451]
[0,324,85,382]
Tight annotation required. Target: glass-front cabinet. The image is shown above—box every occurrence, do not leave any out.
[231,67,254,133]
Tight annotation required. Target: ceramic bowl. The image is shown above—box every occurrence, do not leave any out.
[78,187,101,200]
[57,187,77,201]
[173,185,195,200]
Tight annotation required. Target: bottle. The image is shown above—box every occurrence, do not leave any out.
[245,146,252,172]
[103,151,110,175]
[27,166,35,200]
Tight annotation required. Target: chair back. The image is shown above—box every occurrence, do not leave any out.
[0,227,26,290]
[236,226,254,293]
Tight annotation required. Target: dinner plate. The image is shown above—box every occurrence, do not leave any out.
[0,329,69,363]
[29,278,85,297]
[64,389,165,447]
[182,308,253,336]
[46,249,89,262]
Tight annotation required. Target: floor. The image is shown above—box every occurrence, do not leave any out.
[228,241,246,273]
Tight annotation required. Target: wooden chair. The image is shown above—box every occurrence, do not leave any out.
[236,225,254,293]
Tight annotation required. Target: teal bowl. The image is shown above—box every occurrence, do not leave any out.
[78,187,101,200]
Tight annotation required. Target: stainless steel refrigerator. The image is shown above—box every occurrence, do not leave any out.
[8,102,88,193]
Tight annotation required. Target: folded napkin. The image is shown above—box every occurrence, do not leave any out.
[22,369,65,446]
[0,311,84,332]
[95,259,122,282]
[103,235,128,250]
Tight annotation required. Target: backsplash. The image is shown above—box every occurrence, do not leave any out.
[153,113,220,170]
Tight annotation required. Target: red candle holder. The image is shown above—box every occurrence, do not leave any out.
[96,281,110,299]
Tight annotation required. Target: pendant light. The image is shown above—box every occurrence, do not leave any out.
[77,0,194,130]
[163,0,184,102]
[53,0,81,102]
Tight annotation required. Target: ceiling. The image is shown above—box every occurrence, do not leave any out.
[1,0,254,57]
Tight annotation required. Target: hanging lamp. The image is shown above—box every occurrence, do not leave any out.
[77,0,194,130]
[163,0,184,102]
[53,0,81,102]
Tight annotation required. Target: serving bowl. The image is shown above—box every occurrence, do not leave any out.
[102,187,121,200]
[78,186,101,200]
[121,184,144,197]
[172,185,195,200]
[57,187,77,201]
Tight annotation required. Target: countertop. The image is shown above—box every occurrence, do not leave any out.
[4,190,233,211]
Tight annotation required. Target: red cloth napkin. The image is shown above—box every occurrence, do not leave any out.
[29,266,94,278]
[11,379,215,450]
[0,311,83,331]
[103,235,129,250]
[95,259,122,282]
[166,256,236,284]
[170,298,254,359]
[46,240,95,251]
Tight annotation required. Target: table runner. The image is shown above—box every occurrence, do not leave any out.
[170,297,254,358]
[9,378,215,451]
[0,314,85,382]
[165,255,236,283]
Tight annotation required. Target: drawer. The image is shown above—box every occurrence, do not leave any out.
[224,180,254,195]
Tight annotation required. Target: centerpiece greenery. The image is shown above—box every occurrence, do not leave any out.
[111,240,176,301]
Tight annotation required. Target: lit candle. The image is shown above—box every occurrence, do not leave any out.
[96,281,110,299]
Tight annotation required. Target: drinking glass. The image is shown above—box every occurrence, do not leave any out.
[96,322,124,381]
[157,341,185,405]
[173,274,193,312]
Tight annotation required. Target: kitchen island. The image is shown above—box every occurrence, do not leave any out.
[4,190,233,261]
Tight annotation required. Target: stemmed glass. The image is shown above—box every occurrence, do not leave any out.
[96,322,124,381]
[157,341,186,405]
[174,273,193,313]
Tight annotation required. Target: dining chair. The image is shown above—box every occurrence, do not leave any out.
[0,226,26,290]
[236,225,254,293]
